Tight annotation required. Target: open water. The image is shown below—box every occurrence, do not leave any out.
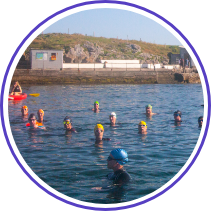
[8,84,203,204]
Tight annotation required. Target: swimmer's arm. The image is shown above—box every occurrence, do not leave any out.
[91,185,112,190]
[18,85,22,93]
[39,126,46,130]
[72,128,77,133]
[10,89,16,95]
[10,85,16,93]
[16,82,22,92]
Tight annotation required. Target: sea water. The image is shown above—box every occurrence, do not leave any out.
[8,84,203,204]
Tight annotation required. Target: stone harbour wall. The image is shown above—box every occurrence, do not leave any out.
[11,68,201,85]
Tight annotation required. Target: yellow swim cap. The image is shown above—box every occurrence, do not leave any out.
[38,109,44,114]
[139,121,147,128]
[22,105,28,109]
[94,124,104,132]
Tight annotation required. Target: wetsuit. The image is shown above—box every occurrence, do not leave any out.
[107,168,131,185]
[66,128,76,132]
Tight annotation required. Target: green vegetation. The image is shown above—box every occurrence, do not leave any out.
[26,33,180,59]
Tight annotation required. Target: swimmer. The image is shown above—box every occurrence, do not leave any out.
[94,124,104,143]
[109,112,116,126]
[198,116,203,127]
[37,109,44,124]
[92,148,130,190]
[26,113,45,129]
[94,124,110,144]
[174,110,182,122]
[138,121,147,134]
[107,149,131,185]
[145,104,156,116]
[92,101,100,112]
[10,81,22,95]
[63,116,76,132]
[21,105,28,116]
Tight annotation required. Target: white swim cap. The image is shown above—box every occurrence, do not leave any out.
[110,112,116,117]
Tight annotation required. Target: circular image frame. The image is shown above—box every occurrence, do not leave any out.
[1,0,210,210]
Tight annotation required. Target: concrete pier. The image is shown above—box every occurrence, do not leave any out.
[11,68,200,85]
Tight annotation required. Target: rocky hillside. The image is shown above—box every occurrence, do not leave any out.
[25,33,180,65]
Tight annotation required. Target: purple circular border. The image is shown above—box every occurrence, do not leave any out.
[1,0,210,210]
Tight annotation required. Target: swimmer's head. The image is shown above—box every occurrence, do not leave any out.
[37,109,44,115]
[174,110,182,117]
[28,113,36,122]
[109,112,116,118]
[198,116,203,127]
[110,148,128,165]
[198,116,203,121]
[94,101,99,106]
[138,121,147,128]
[21,105,28,115]
[63,116,72,124]
[94,124,104,132]
[22,105,28,110]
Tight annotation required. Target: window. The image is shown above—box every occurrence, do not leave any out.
[51,53,56,60]
[36,52,47,60]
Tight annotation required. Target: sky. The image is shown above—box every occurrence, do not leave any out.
[43,8,181,45]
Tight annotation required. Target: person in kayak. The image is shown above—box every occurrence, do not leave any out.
[92,101,100,112]
[107,148,131,185]
[94,124,110,144]
[10,81,22,95]
[21,105,28,116]
[26,113,43,128]
[63,116,76,132]
[198,116,203,127]
[138,121,147,134]
[37,109,44,125]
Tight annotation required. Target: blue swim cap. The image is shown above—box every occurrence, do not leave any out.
[110,149,128,165]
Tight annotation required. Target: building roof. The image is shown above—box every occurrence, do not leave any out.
[30,49,63,51]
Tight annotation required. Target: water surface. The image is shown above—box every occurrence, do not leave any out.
[9,84,203,204]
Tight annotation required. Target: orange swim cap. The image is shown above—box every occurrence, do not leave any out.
[22,105,28,109]
[38,109,44,114]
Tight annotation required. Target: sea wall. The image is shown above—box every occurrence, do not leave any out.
[11,68,201,85]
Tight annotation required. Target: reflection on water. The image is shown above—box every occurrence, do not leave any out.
[9,84,203,203]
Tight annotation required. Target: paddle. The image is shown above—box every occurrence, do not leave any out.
[29,93,40,97]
